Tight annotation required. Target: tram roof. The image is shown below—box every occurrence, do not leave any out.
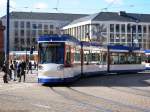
[144,50,150,53]
[108,45,141,51]
[38,34,80,44]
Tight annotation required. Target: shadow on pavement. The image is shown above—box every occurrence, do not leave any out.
[70,73,150,87]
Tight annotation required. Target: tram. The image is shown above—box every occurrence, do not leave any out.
[37,34,145,84]
[143,50,150,70]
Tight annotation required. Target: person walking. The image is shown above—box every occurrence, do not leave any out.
[2,62,8,83]
[27,61,32,74]
[18,61,26,82]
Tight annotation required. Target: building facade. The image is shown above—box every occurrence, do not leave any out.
[0,20,5,65]
[0,20,5,52]
[63,11,150,50]
[1,12,87,51]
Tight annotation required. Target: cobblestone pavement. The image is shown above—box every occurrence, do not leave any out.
[0,72,150,112]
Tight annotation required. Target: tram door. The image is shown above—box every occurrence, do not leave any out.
[64,44,75,77]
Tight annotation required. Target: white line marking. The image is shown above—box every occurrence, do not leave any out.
[32,104,51,109]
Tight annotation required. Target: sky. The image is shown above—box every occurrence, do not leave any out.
[0,0,150,17]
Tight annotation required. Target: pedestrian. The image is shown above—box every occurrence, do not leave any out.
[2,62,8,83]
[34,61,36,70]
[18,61,26,82]
[10,60,14,81]
[27,61,32,74]
[13,60,17,81]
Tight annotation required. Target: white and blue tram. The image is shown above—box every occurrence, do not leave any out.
[37,35,145,84]
[143,50,150,70]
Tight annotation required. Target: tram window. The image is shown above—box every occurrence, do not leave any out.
[100,53,107,64]
[74,53,80,61]
[38,43,64,64]
[91,53,100,62]
[65,47,71,65]
[128,55,136,64]
[136,56,141,64]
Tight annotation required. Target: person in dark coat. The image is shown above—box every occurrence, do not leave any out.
[2,63,8,83]
[18,61,26,82]
[27,61,32,74]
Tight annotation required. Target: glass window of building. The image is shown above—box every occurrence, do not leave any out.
[27,38,30,45]
[38,24,42,29]
[44,30,48,34]
[132,25,136,33]
[121,34,125,42]
[20,30,24,37]
[143,25,147,33]
[38,30,42,36]
[127,34,131,42]
[32,38,36,43]
[14,38,19,44]
[138,25,142,33]
[14,30,18,37]
[20,38,25,45]
[26,22,30,29]
[116,34,120,42]
[20,21,24,28]
[26,30,30,37]
[44,25,48,30]
[50,25,54,29]
[110,33,114,42]
[32,30,36,37]
[32,24,37,29]
[121,24,125,33]
[148,25,150,33]
[116,24,120,33]
[49,31,53,34]
[14,21,18,28]
[127,24,131,33]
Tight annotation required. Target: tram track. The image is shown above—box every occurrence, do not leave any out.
[51,86,150,112]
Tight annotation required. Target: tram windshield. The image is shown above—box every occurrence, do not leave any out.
[39,42,64,64]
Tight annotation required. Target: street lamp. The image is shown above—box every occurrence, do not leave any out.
[4,0,10,82]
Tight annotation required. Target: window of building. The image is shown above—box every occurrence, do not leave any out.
[14,30,18,37]
[32,30,36,37]
[132,25,136,33]
[20,30,24,37]
[20,38,25,45]
[32,38,36,44]
[20,21,24,28]
[127,24,131,33]
[14,38,19,44]
[26,30,30,37]
[50,25,54,29]
[32,24,37,29]
[26,22,30,29]
[121,24,125,33]
[116,24,120,33]
[44,25,48,30]
[138,25,142,33]
[121,34,126,42]
[110,33,114,42]
[38,24,42,29]
[14,21,18,28]
[27,38,30,45]
[127,34,131,42]
[49,31,53,34]
[38,30,42,36]
[143,25,147,33]
[44,30,48,34]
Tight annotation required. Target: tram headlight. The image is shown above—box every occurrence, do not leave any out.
[38,65,43,70]
[57,65,64,70]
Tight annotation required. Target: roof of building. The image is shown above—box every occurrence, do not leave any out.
[1,11,88,21]
[68,11,150,25]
